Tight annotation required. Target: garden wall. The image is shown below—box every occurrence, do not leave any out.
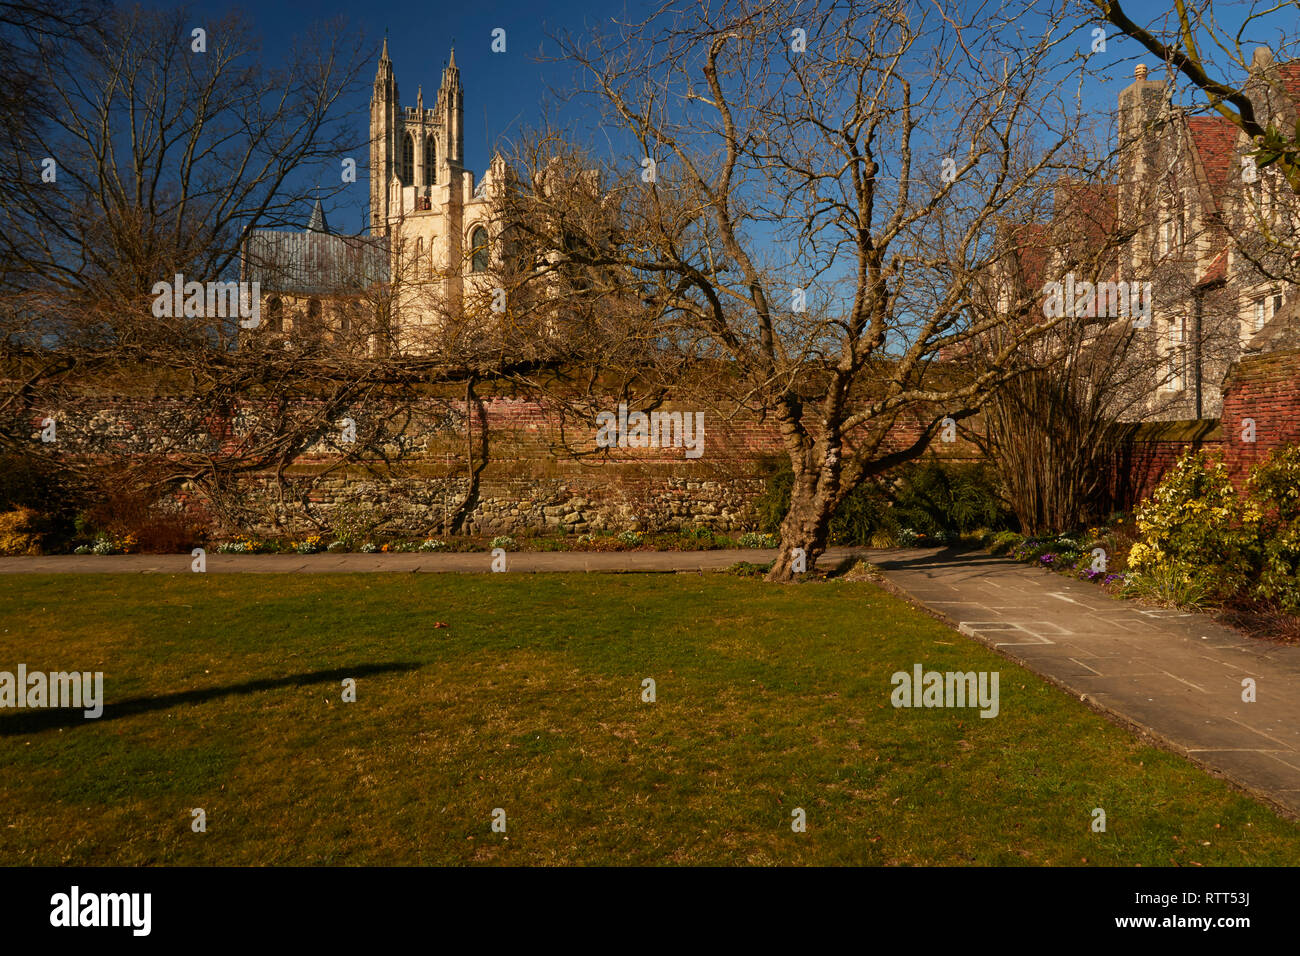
[1105,347,1300,510]
[8,388,983,538]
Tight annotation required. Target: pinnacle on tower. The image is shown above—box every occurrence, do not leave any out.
[441,45,460,89]
[307,197,330,234]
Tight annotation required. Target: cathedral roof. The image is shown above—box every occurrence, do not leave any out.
[242,228,388,296]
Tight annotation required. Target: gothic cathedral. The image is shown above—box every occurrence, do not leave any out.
[371,40,509,346]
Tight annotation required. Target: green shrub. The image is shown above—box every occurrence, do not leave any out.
[891,460,1012,541]
[754,458,1013,547]
[1245,445,1300,612]
[986,530,1024,556]
[753,463,795,536]
[1121,562,1217,611]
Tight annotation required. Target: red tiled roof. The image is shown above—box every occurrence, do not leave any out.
[1197,247,1228,286]
[1277,62,1300,102]
[1187,116,1239,210]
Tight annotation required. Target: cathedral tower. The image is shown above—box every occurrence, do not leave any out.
[369,37,399,235]
[369,43,465,237]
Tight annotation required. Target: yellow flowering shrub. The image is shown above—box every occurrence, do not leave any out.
[1126,450,1256,598]
[0,507,45,555]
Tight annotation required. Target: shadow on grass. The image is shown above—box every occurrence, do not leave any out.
[0,662,419,736]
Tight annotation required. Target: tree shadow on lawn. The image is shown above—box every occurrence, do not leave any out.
[0,662,419,736]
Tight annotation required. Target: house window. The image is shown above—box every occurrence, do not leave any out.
[1167,316,1186,389]
[470,227,489,273]
[1255,297,1268,332]
[267,296,283,333]
[1160,205,1184,256]
[402,133,415,184]
[1273,292,1284,317]
[429,236,436,276]
[425,136,436,185]
[415,237,423,277]
[339,314,351,335]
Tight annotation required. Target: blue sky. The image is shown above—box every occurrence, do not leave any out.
[142,0,1295,236]
[154,0,617,234]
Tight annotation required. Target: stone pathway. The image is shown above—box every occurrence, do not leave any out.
[872,547,1300,818]
[5,544,1300,816]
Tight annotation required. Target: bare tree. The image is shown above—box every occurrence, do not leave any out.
[0,4,370,351]
[0,5,552,547]
[504,0,1121,580]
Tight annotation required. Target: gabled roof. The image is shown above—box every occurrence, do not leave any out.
[242,230,388,295]
[1187,116,1238,212]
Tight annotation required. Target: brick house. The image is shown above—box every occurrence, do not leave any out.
[996,50,1300,424]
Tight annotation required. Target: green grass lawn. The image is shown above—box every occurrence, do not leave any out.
[1,572,1297,865]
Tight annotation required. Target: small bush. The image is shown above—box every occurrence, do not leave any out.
[1246,445,1300,613]
[1121,562,1217,610]
[294,535,324,555]
[869,528,897,548]
[737,531,779,548]
[754,458,1013,548]
[987,531,1024,556]
[490,535,517,551]
[726,560,774,577]
[891,460,1012,542]
[1126,451,1255,600]
[0,508,46,555]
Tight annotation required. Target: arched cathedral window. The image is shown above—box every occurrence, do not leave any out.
[402,133,415,184]
[425,136,437,185]
[470,227,488,273]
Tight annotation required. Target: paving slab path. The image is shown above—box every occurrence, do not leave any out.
[5,544,1300,816]
[871,547,1300,818]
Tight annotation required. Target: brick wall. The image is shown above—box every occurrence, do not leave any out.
[1104,347,1300,509]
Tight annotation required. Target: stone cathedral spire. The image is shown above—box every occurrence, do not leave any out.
[439,47,464,165]
[369,36,400,235]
